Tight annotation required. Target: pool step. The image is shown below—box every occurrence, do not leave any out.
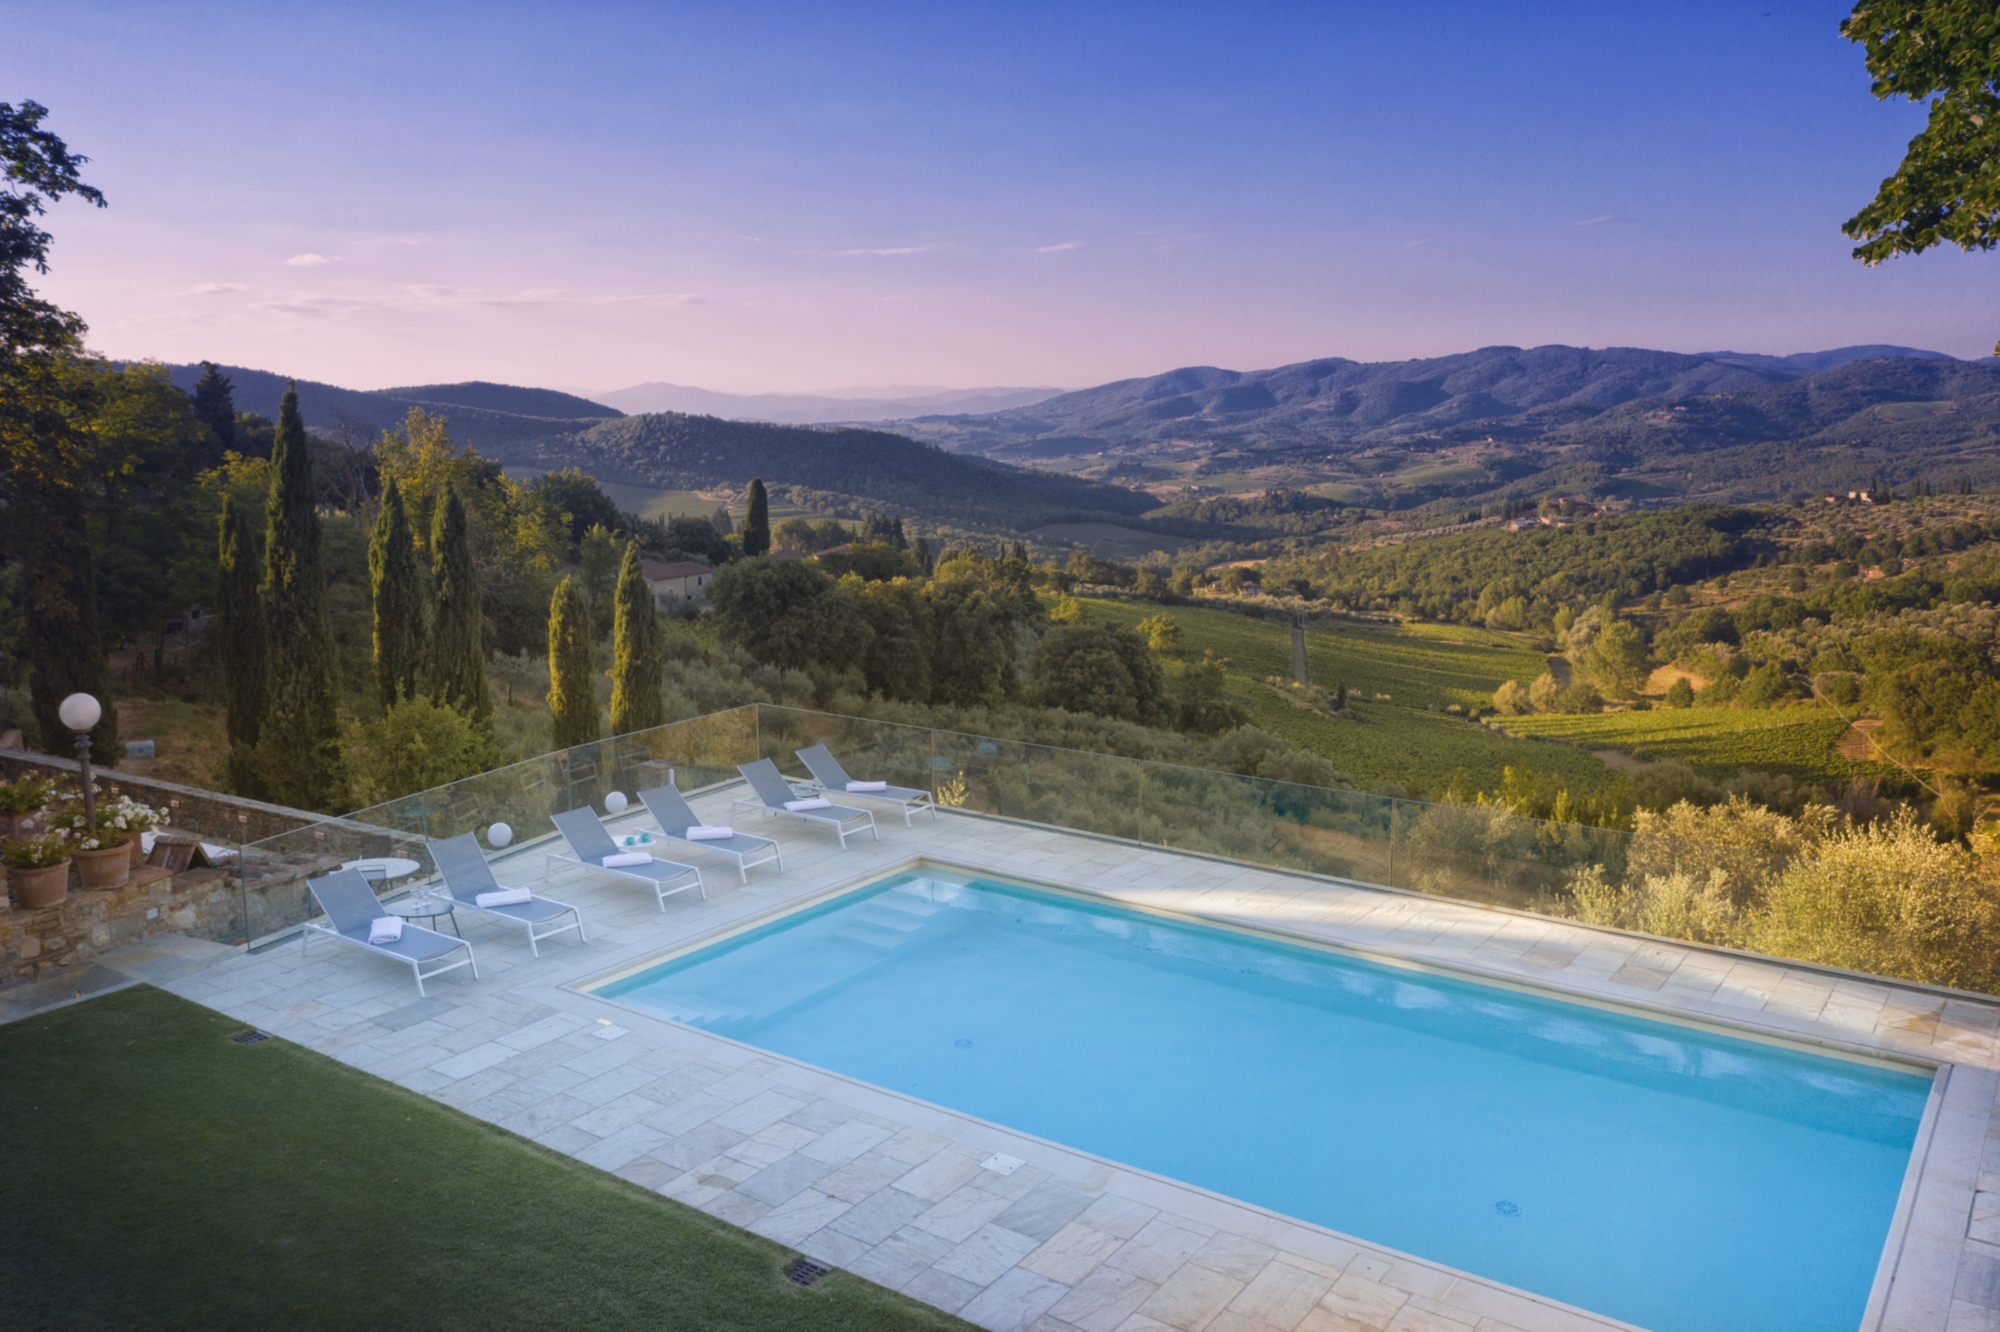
[832,891,944,951]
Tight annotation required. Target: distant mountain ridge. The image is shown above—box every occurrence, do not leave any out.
[897,344,1965,459]
[158,361,1155,538]
[587,381,1064,424]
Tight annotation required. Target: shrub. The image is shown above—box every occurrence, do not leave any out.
[1027,623,1171,727]
[1664,677,1695,708]
[1750,810,1998,991]
[1492,680,1532,715]
[347,696,509,806]
[1527,672,1560,711]
[1553,681,1603,714]
[1136,613,1182,659]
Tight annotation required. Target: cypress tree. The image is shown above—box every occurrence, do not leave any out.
[368,476,424,709]
[426,485,490,723]
[217,492,265,788]
[547,575,600,750]
[20,477,117,755]
[189,361,236,471]
[742,478,771,557]
[609,541,666,735]
[258,383,344,809]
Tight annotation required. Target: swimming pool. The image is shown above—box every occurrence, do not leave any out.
[594,867,1933,1332]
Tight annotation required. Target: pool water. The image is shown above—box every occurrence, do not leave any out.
[597,870,1932,1332]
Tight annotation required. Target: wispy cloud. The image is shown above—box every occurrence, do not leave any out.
[249,284,705,319]
[837,244,933,257]
[286,253,335,267]
[1035,241,1085,253]
[1574,214,1632,227]
[178,282,246,296]
[1397,237,1439,251]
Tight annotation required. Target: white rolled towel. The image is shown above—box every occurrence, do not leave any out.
[785,797,832,812]
[685,826,734,841]
[368,915,404,944]
[846,780,888,792]
[476,887,532,908]
[602,851,654,868]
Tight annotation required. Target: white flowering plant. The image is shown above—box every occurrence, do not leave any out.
[47,783,167,851]
[2,828,72,870]
[0,774,57,816]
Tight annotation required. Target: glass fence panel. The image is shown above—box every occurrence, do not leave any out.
[237,708,760,947]
[239,702,1956,992]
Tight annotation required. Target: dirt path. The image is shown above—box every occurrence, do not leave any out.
[1837,718,1883,761]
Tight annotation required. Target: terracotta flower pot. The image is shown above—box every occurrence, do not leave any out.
[10,859,70,909]
[75,841,133,890]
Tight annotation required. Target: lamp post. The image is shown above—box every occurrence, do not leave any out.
[58,692,102,837]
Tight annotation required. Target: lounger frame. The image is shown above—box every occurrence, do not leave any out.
[548,807,706,909]
[734,759,879,849]
[635,785,783,884]
[429,833,587,956]
[303,868,478,997]
[795,743,937,826]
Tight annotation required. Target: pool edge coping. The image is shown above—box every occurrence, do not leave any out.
[567,850,1943,1332]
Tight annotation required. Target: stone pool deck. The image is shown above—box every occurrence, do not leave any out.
[80,795,2000,1332]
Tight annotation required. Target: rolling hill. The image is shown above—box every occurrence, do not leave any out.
[586,382,1064,423]
[893,344,2000,509]
[163,364,621,455]
[162,361,1163,536]
[515,412,1159,531]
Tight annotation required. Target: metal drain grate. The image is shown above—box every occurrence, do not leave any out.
[231,1030,270,1045]
[783,1258,830,1287]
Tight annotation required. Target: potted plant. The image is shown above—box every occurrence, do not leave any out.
[3,831,73,909]
[0,774,54,839]
[50,786,133,891]
[103,791,170,868]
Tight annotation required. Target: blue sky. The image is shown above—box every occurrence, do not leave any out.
[7,1,1994,393]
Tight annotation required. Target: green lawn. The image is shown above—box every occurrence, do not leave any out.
[0,987,970,1332]
[1492,706,1886,784]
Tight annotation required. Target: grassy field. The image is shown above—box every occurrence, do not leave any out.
[595,482,729,522]
[1075,597,1611,794]
[1077,598,1544,710]
[0,986,969,1332]
[1492,706,1887,784]
[1030,521,1189,559]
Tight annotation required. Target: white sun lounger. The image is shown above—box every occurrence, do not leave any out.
[796,743,937,826]
[428,833,586,956]
[735,759,878,848]
[548,806,705,909]
[636,784,783,884]
[303,867,478,997]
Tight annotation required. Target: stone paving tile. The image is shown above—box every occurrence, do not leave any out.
[125,800,2000,1332]
[933,1222,1042,1287]
[998,1179,1100,1242]
[1050,1266,1158,1332]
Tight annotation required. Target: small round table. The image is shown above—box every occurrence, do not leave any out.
[341,856,422,884]
[386,889,459,937]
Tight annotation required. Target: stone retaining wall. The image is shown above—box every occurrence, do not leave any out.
[0,865,239,985]
[0,750,324,983]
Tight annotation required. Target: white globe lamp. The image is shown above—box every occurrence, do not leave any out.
[58,692,104,834]
[486,822,514,848]
[58,693,102,733]
[604,790,628,814]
